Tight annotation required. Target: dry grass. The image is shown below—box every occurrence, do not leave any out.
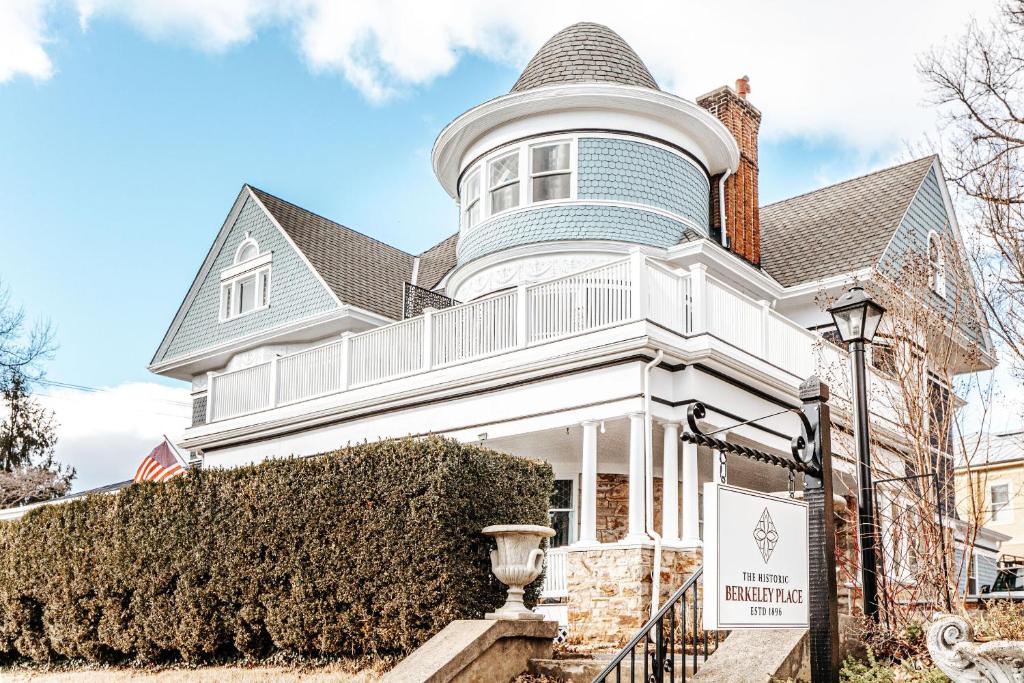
[1,662,385,682]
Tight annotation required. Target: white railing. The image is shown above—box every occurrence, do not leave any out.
[209,361,273,421]
[204,251,902,425]
[647,260,691,333]
[542,547,568,598]
[706,275,764,353]
[526,259,633,344]
[431,289,517,367]
[349,317,424,387]
[276,339,347,405]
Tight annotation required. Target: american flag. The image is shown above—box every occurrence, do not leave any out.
[134,441,186,483]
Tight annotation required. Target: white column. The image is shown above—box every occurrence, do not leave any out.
[578,420,599,545]
[661,422,680,543]
[682,440,700,544]
[623,412,648,543]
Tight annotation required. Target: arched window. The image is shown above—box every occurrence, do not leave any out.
[235,236,260,264]
[928,231,946,297]
[220,233,272,321]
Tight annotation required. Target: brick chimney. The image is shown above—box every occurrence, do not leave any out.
[697,76,762,266]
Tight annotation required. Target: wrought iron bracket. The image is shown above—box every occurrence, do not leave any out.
[683,402,821,477]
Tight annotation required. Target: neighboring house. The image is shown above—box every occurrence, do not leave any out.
[957,431,1024,558]
[149,23,997,640]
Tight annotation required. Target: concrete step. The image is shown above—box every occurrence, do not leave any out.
[529,653,703,682]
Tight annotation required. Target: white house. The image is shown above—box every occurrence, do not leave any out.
[149,23,997,642]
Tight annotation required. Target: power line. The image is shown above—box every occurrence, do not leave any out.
[33,392,189,421]
[35,378,191,408]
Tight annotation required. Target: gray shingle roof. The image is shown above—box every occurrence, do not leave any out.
[250,187,415,321]
[511,22,658,93]
[760,157,935,287]
[417,233,459,290]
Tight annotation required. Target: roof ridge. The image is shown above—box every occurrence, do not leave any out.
[418,231,459,257]
[760,155,936,210]
[246,185,415,258]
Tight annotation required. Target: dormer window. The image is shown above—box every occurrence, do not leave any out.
[928,231,946,297]
[488,151,520,214]
[220,233,272,321]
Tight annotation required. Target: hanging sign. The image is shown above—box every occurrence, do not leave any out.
[703,483,809,629]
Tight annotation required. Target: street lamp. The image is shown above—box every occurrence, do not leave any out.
[828,285,885,621]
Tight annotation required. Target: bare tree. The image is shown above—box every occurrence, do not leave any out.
[0,280,55,385]
[0,281,71,507]
[920,1,1024,379]
[817,235,991,634]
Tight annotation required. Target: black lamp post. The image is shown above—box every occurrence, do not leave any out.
[828,285,886,621]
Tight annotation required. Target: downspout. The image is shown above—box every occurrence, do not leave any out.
[644,349,665,617]
[718,169,732,248]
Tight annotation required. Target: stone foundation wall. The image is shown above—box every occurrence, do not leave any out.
[565,544,700,650]
[595,473,679,543]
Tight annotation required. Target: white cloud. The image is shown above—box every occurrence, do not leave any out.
[37,382,190,493]
[0,1,1004,151]
[0,0,54,83]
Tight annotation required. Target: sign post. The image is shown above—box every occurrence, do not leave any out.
[800,378,841,683]
[703,484,810,629]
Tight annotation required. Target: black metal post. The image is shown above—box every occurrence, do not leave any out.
[850,340,879,621]
[801,377,841,683]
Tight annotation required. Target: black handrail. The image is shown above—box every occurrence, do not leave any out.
[593,565,721,682]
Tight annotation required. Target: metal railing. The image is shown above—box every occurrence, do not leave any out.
[594,566,721,682]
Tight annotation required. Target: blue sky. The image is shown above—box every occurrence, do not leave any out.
[0,19,889,391]
[0,0,1009,490]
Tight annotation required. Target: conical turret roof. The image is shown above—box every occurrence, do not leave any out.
[511,22,659,93]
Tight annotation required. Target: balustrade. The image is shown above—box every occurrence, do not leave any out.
[205,254,896,425]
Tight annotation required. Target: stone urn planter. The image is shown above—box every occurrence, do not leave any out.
[927,614,1024,682]
[482,524,555,620]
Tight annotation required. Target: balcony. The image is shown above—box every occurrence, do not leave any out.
[206,253,889,426]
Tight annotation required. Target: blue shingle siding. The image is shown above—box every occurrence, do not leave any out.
[457,204,695,263]
[577,137,710,228]
[157,196,338,363]
[879,167,988,347]
[977,554,999,593]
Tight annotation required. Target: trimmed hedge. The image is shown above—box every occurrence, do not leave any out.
[0,436,552,664]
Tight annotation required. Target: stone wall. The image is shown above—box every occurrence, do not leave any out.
[565,544,700,650]
[595,473,680,543]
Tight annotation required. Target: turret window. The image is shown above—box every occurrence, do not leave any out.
[460,136,578,231]
[462,170,481,229]
[530,141,572,202]
[489,151,520,214]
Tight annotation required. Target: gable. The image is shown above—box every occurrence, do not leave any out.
[250,188,415,321]
[878,165,992,349]
[153,193,339,365]
[761,157,934,287]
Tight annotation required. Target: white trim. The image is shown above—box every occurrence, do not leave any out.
[989,479,1013,524]
[457,197,707,256]
[221,251,272,280]
[927,229,947,298]
[148,304,393,377]
[245,187,345,309]
[433,82,739,198]
[457,131,710,235]
[151,187,252,364]
[233,235,261,265]
[928,158,997,359]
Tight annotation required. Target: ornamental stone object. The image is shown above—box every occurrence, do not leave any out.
[482,524,556,620]
[927,614,1024,682]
